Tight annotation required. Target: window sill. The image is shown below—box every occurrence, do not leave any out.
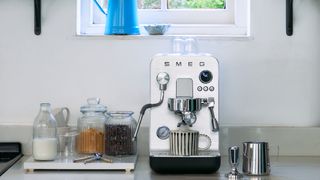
[76,23,252,41]
[74,34,253,41]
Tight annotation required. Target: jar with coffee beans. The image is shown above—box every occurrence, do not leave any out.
[104,111,137,156]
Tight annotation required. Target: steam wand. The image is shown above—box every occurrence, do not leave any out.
[132,72,170,141]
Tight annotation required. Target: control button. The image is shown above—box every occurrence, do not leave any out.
[209,86,215,91]
[197,86,203,91]
[199,70,213,84]
[203,86,209,91]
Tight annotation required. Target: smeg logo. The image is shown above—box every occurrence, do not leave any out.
[164,61,205,67]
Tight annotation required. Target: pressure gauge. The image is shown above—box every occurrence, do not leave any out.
[156,126,170,140]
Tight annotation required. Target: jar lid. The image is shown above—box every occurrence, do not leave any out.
[107,111,134,117]
[80,97,107,113]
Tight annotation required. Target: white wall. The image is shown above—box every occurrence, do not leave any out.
[0,0,319,127]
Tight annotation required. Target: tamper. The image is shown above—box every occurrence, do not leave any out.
[225,146,243,179]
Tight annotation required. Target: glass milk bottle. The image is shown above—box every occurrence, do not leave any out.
[33,103,58,160]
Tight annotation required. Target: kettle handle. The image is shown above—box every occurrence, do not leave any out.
[93,0,107,15]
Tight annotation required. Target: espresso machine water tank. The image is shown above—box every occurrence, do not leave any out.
[149,53,221,173]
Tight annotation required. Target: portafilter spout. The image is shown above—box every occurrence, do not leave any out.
[167,97,219,131]
[167,98,203,127]
[132,72,170,141]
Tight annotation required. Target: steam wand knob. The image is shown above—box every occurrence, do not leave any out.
[156,72,170,90]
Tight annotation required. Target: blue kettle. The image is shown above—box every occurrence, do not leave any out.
[93,0,140,35]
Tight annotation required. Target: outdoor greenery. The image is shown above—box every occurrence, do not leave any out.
[170,0,225,9]
[139,0,160,9]
[138,0,225,9]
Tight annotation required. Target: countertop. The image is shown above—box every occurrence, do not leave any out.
[1,156,320,180]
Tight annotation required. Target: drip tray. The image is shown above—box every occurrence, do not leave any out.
[150,150,220,157]
[23,154,138,173]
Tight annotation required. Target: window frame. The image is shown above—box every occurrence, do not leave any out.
[77,0,251,37]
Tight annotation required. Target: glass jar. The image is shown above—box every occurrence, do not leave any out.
[76,98,107,154]
[105,111,137,156]
[33,103,58,160]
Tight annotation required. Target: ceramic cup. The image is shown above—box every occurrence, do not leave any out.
[169,130,211,156]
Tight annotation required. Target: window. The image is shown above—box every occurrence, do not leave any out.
[139,0,225,9]
[77,0,250,36]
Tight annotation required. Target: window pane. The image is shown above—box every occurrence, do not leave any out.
[138,0,161,9]
[168,0,225,9]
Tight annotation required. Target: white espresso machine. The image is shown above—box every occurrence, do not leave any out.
[133,52,220,173]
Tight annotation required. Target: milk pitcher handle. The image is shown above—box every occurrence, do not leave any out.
[62,107,70,125]
[93,0,107,15]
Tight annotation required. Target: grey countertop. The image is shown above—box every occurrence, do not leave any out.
[1,156,320,180]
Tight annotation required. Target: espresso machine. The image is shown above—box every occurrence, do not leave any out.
[133,50,220,173]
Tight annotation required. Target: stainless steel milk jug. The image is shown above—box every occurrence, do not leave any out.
[243,142,270,176]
